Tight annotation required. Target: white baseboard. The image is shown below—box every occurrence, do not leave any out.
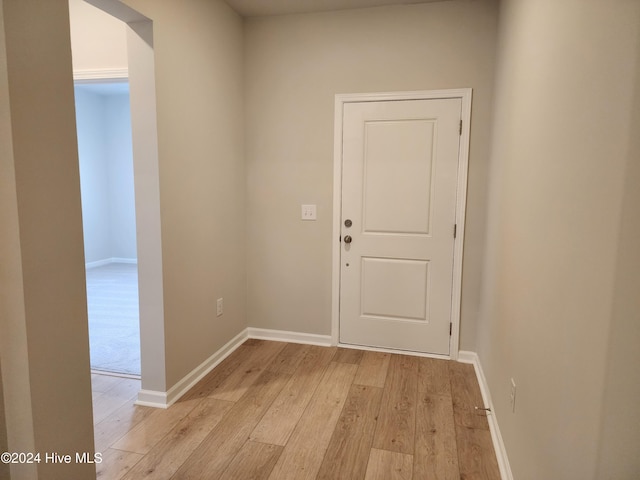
[247,327,332,346]
[85,258,112,269]
[135,328,248,409]
[458,350,513,480]
[86,257,138,269]
[135,389,169,409]
[112,257,137,264]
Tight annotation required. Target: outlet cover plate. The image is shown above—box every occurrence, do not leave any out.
[301,204,317,221]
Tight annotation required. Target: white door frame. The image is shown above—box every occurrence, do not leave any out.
[331,89,472,360]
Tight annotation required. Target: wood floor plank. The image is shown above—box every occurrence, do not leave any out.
[372,354,418,455]
[250,345,336,445]
[92,374,130,394]
[172,370,290,480]
[267,361,358,480]
[449,361,490,430]
[266,342,310,374]
[119,398,233,480]
[413,393,460,480]
[96,448,143,480]
[316,384,383,480]
[94,401,155,453]
[110,399,199,454]
[354,351,391,388]
[333,347,364,364]
[209,341,287,402]
[455,424,501,480]
[417,357,451,396]
[91,345,502,480]
[180,345,254,402]
[93,378,141,425]
[363,448,413,480]
[218,441,283,480]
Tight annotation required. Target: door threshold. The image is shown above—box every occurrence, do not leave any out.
[337,342,451,361]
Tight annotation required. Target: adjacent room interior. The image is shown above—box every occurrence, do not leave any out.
[74,79,140,377]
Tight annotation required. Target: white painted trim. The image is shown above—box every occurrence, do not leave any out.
[111,257,137,264]
[331,93,344,347]
[458,351,514,480]
[135,389,168,409]
[332,89,473,359]
[85,259,112,269]
[85,257,138,269]
[450,90,472,361]
[134,329,248,408]
[457,350,477,365]
[73,68,128,83]
[248,328,332,346]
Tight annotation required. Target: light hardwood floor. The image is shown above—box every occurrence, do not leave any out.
[92,340,500,480]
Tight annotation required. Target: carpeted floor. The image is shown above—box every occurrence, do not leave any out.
[86,263,141,376]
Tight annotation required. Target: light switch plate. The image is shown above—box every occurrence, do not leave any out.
[301,204,317,221]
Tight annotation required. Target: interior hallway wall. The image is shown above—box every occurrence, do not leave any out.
[244,0,499,350]
[476,0,640,478]
[70,0,246,388]
[68,0,127,71]
[119,0,247,386]
[0,0,95,478]
[595,21,640,478]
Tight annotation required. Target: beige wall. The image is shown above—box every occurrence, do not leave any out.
[119,0,247,386]
[68,0,127,71]
[476,0,640,478]
[1,0,95,478]
[244,0,499,349]
[0,4,36,478]
[70,0,246,389]
[596,23,640,478]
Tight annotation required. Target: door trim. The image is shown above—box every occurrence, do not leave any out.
[331,89,472,360]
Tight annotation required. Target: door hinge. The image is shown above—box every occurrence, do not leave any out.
[453,224,457,238]
[450,322,453,336]
[459,119,462,135]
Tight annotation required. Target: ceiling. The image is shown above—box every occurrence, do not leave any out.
[224,0,447,17]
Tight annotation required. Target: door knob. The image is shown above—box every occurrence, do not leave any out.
[344,235,352,244]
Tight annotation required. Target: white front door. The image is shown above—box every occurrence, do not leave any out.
[339,97,462,355]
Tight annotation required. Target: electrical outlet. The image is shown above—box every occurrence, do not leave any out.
[509,378,516,413]
[301,204,317,221]
[216,298,223,317]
